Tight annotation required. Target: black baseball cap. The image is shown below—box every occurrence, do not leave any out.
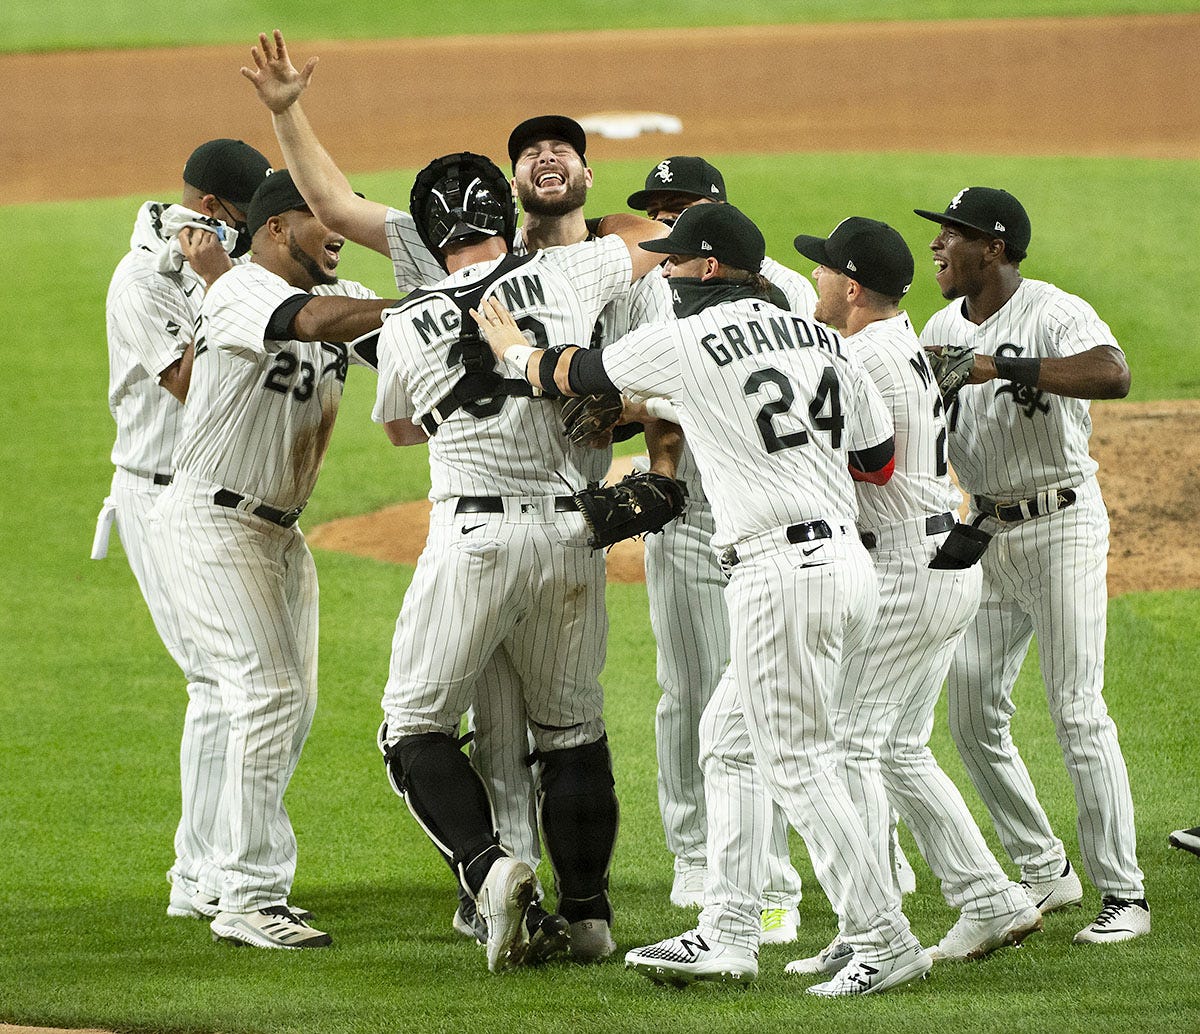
[507,115,587,168]
[245,170,311,238]
[627,156,727,210]
[639,203,765,273]
[793,217,914,297]
[914,186,1031,260]
[182,138,272,209]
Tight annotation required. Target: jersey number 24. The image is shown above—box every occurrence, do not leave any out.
[744,365,843,454]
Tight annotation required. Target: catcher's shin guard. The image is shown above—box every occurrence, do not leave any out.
[384,731,502,895]
[537,736,619,922]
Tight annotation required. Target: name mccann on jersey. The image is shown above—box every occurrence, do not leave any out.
[409,274,547,345]
[700,312,847,368]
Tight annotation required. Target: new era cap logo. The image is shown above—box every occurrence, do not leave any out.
[655,160,673,183]
[995,221,1006,231]
[700,240,712,251]
[846,259,857,272]
[710,184,720,194]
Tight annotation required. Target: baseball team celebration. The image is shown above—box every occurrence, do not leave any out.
[5,6,1197,1033]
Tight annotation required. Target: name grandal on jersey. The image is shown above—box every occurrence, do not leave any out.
[701,311,846,368]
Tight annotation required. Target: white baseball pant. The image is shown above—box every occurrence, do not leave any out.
[947,477,1144,899]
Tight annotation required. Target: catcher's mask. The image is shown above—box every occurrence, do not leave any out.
[411,152,517,270]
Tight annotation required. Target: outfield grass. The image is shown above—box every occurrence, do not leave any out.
[3,0,1198,53]
[2,149,1198,1031]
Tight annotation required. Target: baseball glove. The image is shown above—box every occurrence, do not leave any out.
[927,345,976,406]
[562,393,624,448]
[573,471,686,550]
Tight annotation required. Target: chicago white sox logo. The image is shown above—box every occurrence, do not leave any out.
[949,188,968,209]
[655,161,673,183]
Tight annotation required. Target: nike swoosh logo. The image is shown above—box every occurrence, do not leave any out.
[802,545,822,556]
[452,287,479,299]
[183,284,198,297]
[461,523,486,535]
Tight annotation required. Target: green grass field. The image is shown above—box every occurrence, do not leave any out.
[3,5,1200,1030]
[3,0,1198,53]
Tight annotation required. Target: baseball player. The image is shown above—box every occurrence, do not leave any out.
[473,204,932,998]
[787,217,1041,974]
[98,138,272,921]
[916,186,1148,944]
[622,156,819,935]
[240,34,664,945]
[373,152,670,970]
[147,169,395,949]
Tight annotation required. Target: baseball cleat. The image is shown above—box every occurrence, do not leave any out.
[1169,826,1200,858]
[930,904,1043,962]
[210,905,331,949]
[805,945,931,998]
[625,929,758,986]
[1072,897,1150,945]
[452,899,487,945]
[760,907,801,945]
[784,937,853,976]
[669,865,707,908]
[1021,859,1083,914]
[524,901,571,964]
[568,918,616,961]
[477,856,536,973]
[167,888,221,919]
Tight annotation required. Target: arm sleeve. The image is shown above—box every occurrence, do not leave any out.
[599,324,683,404]
[561,236,634,320]
[384,208,446,291]
[1044,292,1122,359]
[372,321,416,423]
[204,265,304,361]
[846,359,896,454]
[108,272,193,380]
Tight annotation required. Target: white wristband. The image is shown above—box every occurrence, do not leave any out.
[503,344,536,378]
[645,397,680,423]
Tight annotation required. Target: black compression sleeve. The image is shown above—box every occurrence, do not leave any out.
[848,436,895,473]
[567,348,619,395]
[264,293,315,340]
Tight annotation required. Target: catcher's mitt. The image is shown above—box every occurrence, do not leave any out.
[927,345,975,406]
[573,471,686,550]
[562,393,624,448]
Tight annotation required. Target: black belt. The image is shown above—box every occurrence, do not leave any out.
[213,488,305,528]
[455,496,577,514]
[974,489,1076,524]
[860,511,954,550]
[721,519,834,569]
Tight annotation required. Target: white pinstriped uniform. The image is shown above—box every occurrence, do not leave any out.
[375,239,631,773]
[601,298,921,960]
[921,277,1144,899]
[831,312,1031,922]
[648,259,814,909]
[101,201,234,903]
[147,261,376,912]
